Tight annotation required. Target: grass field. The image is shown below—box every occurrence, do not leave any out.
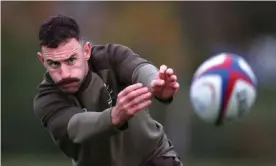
[2,154,276,166]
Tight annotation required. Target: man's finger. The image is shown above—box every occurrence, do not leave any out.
[165,68,174,76]
[125,87,150,101]
[158,65,167,79]
[118,83,143,98]
[171,82,180,89]
[169,75,177,82]
[151,79,165,88]
[159,65,167,73]
[130,100,152,115]
[126,92,152,108]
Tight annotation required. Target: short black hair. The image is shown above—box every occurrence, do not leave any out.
[38,14,80,48]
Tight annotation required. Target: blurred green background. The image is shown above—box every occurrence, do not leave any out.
[2,1,276,166]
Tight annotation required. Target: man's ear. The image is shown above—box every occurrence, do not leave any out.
[83,42,91,60]
[37,52,46,67]
[37,52,44,62]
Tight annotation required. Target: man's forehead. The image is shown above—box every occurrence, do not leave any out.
[43,47,78,60]
[42,39,81,60]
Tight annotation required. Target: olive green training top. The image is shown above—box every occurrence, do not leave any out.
[33,44,181,166]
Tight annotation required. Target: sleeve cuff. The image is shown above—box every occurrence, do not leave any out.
[67,108,128,143]
[105,108,128,132]
[154,96,174,104]
[114,121,128,131]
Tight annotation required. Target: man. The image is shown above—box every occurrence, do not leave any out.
[33,14,182,166]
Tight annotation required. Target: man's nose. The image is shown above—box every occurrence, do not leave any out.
[60,64,71,78]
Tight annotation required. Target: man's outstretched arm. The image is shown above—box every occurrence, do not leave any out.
[34,81,151,148]
[33,90,123,149]
[106,44,179,103]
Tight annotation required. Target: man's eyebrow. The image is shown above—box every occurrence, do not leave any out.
[46,54,77,62]
[46,59,57,63]
[65,53,77,60]
[70,53,77,58]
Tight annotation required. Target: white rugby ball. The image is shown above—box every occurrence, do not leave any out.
[190,53,257,126]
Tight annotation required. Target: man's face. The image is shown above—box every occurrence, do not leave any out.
[37,38,91,93]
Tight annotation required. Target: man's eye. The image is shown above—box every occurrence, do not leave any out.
[49,62,60,68]
[67,57,76,65]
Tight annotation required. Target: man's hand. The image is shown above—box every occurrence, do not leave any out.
[151,65,180,100]
[111,83,152,126]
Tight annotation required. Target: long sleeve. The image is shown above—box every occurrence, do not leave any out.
[132,64,173,104]
[131,63,158,88]
[90,43,173,105]
[104,44,173,103]
[67,108,123,143]
[110,45,151,84]
[33,87,122,156]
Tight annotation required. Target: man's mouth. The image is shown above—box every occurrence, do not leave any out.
[57,78,80,88]
[61,81,79,88]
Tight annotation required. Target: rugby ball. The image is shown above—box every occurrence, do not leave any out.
[190,53,257,126]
